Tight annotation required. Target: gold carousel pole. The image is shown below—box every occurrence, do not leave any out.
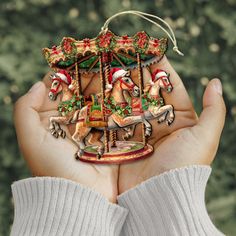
[75,58,81,96]
[103,53,117,148]
[99,52,110,153]
[110,129,117,148]
[137,52,146,145]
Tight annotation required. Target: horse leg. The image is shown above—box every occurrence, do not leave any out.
[157,111,168,123]
[55,116,68,138]
[112,114,151,138]
[49,116,67,138]
[71,109,80,123]
[122,126,136,140]
[49,117,59,138]
[165,105,175,125]
[152,105,174,125]
[122,127,130,140]
[157,105,174,125]
[143,119,152,137]
[87,131,105,159]
[72,122,91,159]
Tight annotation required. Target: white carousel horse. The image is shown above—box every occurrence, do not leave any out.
[48,70,81,138]
[72,71,146,158]
[123,69,174,140]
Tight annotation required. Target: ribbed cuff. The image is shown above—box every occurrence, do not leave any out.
[117,165,225,236]
[10,177,128,236]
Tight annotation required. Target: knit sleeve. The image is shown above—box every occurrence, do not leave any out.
[10,177,128,236]
[117,165,225,236]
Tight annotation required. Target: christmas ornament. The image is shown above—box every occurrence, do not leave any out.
[43,10,183,164]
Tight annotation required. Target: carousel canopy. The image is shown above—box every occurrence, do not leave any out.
[42,30,168,73]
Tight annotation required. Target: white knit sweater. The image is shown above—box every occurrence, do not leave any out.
[10,165,225,236]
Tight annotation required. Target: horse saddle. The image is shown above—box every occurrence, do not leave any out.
[85,94,108,127]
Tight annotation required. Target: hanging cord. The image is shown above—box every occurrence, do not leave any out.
[100,10,184,56]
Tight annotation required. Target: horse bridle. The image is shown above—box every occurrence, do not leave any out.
[159,75,172,88]
[118,77,135,91]
[50,77,63,94]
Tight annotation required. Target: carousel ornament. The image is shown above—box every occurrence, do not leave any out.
[42,10,183,164]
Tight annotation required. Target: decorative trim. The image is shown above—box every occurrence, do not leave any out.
[42,30,168,70]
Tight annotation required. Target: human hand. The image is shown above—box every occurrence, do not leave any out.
[14,56,226,201]
[14,73,119,203]
[118,56,226,194]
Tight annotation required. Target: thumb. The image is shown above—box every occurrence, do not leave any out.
[197,78,226,143]
[14,82,46,149]
[25,81,46,110]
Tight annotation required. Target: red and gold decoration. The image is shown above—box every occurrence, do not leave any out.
[43,10,182,164]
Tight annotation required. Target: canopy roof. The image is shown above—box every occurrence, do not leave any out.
[42,30,168,73]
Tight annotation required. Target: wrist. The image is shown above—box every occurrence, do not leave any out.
[117,165,225,236]
[11,177,128,235]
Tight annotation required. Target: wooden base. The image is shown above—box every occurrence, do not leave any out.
[78,141,153,164]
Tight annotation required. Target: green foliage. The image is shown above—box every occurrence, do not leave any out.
[0,0,235,235]
[58,94,83,115]
[105,96,132,117]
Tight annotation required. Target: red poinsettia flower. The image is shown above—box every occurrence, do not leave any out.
[99,32,113,48]
[63,38,74,54]
[153,39,159,47]
[136,32,148,48]
[121,35,129,44]
[83,38,91,48]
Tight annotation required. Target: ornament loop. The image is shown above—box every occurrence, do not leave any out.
[101,10,184,56]
[173,46,184,56]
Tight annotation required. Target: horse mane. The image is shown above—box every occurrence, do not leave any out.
[143,83,152,93]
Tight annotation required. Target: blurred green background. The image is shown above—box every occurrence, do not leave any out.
[0,0,235,235]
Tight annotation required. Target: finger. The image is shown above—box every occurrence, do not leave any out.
[150,56,194,111]
[14,82,46,150]
[41,72,62,111]
[194,78,226,142]
[40,87,61,112]
[42,71,54,88]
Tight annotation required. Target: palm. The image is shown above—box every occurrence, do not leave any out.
[41,112,118,202]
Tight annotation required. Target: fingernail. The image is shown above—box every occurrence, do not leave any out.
[213,79,222,95]
[28,82,42,93]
